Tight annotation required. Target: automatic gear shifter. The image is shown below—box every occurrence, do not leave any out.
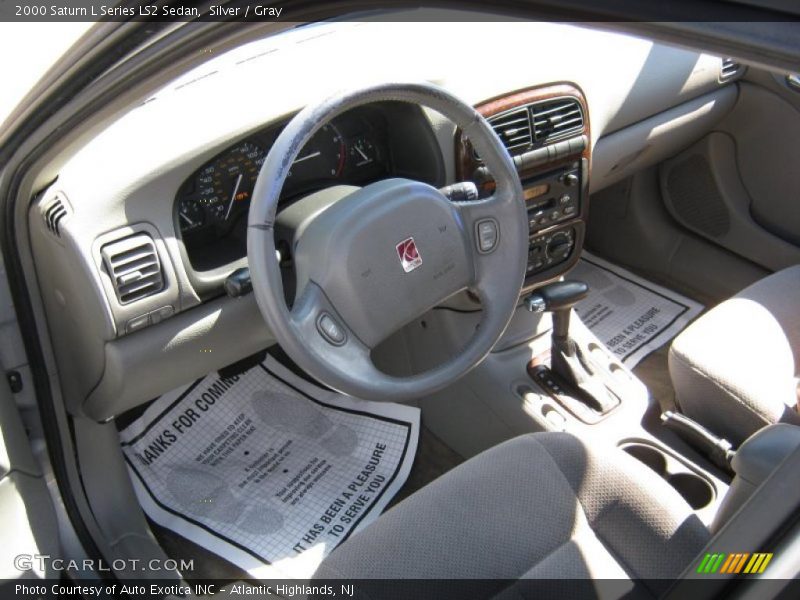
[525,281,620,416]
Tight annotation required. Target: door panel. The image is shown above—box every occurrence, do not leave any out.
[724,82,800,246]
[660,132,800,272]
[659,78,800,272]
[0,351,61,579]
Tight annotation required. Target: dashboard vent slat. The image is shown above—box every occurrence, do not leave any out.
[531,98,585,144]
[488,108,532,154]
[101,233,164,304]
[39,194,71,238]
[720,58,743,81]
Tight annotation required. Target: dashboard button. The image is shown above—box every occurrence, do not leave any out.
[150,305,174,324]
[519,147,548,170]
[569,136,587,154]
[126,314,150,333]
[317,313,346,346]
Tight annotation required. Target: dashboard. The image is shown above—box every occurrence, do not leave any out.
[28,20,741,420]
[175,105,424,272]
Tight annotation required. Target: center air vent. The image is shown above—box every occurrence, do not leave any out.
[100,233,164,304]
[531,98,584,144]
[488,108,532,153]
[720,58,743,81]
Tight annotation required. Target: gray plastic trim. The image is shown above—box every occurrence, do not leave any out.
[592,87,737,194]
[83,294,275,421]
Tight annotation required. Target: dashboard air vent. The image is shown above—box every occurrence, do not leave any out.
[531,98,584,144]
[720,58,743,81]
[100,233,164,304]
[488,108,532,154]
[40,195,70,237]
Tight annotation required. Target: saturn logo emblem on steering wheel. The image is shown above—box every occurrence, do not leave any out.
[396,237,422,273]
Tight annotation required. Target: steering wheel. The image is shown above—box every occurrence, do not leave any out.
[248,82,527,401]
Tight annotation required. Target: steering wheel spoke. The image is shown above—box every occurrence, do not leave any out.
[456,190,522,279]
[455,191,504,247]
[288,281,387,381]
[290,281,372,352]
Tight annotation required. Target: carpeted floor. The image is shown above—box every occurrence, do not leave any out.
[150,520,251,584]
[387,425,465,508]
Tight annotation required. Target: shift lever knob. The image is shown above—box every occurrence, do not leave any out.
[525,280,589,340]
[525,281,589,313]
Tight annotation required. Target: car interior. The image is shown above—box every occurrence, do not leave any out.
[4,15,800,596]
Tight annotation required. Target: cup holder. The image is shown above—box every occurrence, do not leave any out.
[621,442,715,510]
[623,444,667,477]
[667,473,714,510]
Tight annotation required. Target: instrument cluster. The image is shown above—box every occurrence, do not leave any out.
[175,109,390,271]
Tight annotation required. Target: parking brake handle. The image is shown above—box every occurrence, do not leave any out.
[661,410,735,472]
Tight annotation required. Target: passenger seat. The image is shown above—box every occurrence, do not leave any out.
[669,265,800,445]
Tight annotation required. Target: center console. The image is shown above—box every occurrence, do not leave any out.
[456,83,591,291]
[453,84,733,523]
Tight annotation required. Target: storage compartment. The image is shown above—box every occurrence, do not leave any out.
[621,441,715,510]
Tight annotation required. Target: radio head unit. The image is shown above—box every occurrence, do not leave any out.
[524,163,581,234]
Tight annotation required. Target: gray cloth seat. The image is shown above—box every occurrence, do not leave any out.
[314,432,710,597]
[669,265,800,445]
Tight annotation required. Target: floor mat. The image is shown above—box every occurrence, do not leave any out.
[119,355,419,579]
[571,252,703,368]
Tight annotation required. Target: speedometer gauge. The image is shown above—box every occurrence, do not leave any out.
[195,164,224,221]
[209,141,264,225]
[177,141,266,236]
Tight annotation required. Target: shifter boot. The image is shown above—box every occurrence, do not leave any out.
[551,338,619,414]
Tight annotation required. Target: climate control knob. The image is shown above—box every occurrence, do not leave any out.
[546,232,573,262]
[563,172,579,186]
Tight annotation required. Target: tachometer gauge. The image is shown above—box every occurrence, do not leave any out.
[287,123,345,184]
